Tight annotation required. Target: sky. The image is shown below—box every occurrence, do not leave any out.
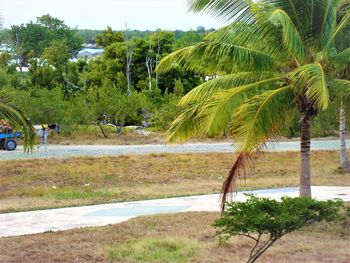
[1,0,223,30]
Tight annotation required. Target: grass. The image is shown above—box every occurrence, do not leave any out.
[0,151,349,212]
[0,212,349,262]
[107,237,201,263]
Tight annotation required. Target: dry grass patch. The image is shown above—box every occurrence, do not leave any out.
[0,212,349,263]
[0,151,349,212]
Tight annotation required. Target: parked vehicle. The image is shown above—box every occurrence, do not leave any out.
[0,132,22,151]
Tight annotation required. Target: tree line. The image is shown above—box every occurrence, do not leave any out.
[0,14,347,137]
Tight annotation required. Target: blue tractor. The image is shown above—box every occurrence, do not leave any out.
[0,132,22,151]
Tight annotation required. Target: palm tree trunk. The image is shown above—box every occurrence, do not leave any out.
[339,103,350,172]
[300,113,312,197]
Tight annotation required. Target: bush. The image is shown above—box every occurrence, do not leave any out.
[149,92,180,130]
[214,195,349,263]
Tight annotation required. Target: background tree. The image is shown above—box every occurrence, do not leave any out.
[7,14,82,67]
[175,29,205,49]
[150,31,175,88]
[96,26,124,47]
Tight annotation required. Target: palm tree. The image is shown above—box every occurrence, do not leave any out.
[157,0,350,208]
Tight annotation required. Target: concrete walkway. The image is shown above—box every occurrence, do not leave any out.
[0,186,349,238]
[0,140,349,160]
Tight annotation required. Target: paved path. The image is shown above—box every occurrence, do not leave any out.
[0,140,349,160]
[0,186,349,238]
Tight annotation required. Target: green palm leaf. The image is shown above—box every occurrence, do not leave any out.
[156,42,276,74]
[221,86,295,208]
[167,104,201,143]
[319,0,339,48]
[195,77,282,137]
[179,71,277,107]
[332,47,350,69]
[206,21,292,64]
[329,8,350,44]
[232,86,296,152]
[332,79,350,98]
[289,63,329,110]
[189,0,253,22]
[267,8,306,63]
[0,90,35,152]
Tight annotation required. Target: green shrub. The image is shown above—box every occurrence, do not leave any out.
[214,195,349,263]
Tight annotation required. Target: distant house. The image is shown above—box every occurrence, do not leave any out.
[0,44,11,53]
[76,48,104,60]
[82,42,98,49]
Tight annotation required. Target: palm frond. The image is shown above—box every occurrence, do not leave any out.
[179,71,277,107]
[221,86,295,210]
[267,8,306,63]
[189,0,253,22]
[0,90,35,152]
[332,47,350,69]
[319,0,339,48]
[206,20,292,64]
[264,0,317,41]
[330,9,350,44]
[232,86,296,152]
[221,152,255,211]
[195,77,282,137]
[289,63,329,110]
[166,103,201,143]
[332,79,350,98]
[156,42,276,74]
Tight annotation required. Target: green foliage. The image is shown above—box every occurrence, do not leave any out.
[12,87,90,132]
[0,69,9,87]
[96,26,124,47]
[107,237,200,263]
[149,31,175,55]
[88,85,150,126]
[42,40,71,67]
[0,52,11,69]
[175,30,205,49]
[7,14,82,66]
[29,61,59,90]
[147,89,181,130]
[214,195,348,263]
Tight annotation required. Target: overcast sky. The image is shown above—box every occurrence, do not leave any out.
[1,0,223,30]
